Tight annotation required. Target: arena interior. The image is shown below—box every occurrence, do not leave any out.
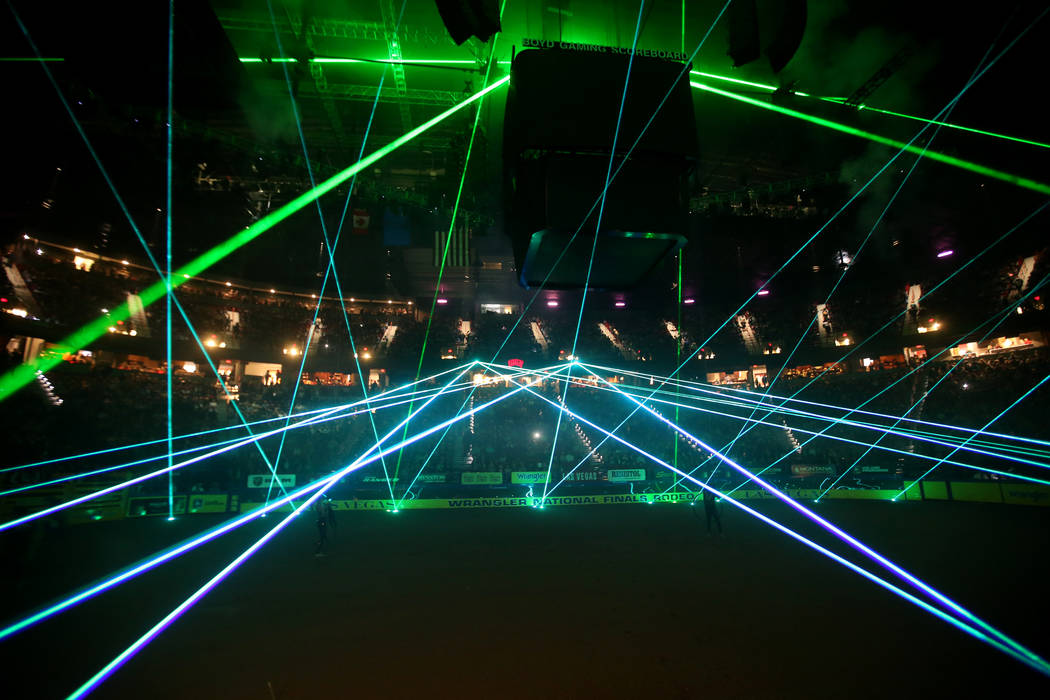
[2,1,1049,698]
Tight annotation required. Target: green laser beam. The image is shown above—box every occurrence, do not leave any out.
[674,250,682,471]
[694,80,969,493]
[166,0,175,520]
[687,70,1050,150]
[279,0,410,507]
[819,96,1050,150]
[7,2,293,500]
[239,57,511,65]
[0,76,509,402]
[691,82,1050,195]
[395,3,508,484]
[262,1,399,506]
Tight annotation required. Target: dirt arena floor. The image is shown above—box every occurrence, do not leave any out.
[3,498,1050,699]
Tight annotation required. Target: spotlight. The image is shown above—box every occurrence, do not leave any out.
[614,301,626,307]
[546,300,559,308]
[936,249,954,258]
[437,298,448,305]
[757,289,770,296]
[683,298,695,304]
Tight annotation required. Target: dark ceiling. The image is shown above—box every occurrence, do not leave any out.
[2,0,1048,304]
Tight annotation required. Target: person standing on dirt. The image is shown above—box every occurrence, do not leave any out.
[703,486,722,535]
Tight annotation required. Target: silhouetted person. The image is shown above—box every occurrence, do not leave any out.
[325,498,337,539]
[314,499,330,556]
[703,487,722,535]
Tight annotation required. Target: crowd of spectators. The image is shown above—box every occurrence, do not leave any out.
[1,345,1047,508]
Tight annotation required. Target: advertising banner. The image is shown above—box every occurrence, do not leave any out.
[461,471,503,485]
[511,471,550,484]
[562,470,602,482]
[188,494,229,514]
[247,474,296,489]
[790,465,834,476]
[607,468,646,482]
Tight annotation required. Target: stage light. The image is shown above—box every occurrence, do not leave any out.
[121,260,129,265]
[614,301,626,307]
[757,289,770,296]
[225,281,231,286]
[683,298,695,304]
[937,250,954,258]
[533,432,541,439]
[547,300,559,307]
[182,362,196,373]
[270,288,276,293]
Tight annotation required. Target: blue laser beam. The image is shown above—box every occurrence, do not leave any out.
[0,388,469,498]
[543,0,646,507]
[487,365,1050,674]
[0,364,500,641]
[897,373,1050,499]
[545,370,1050,474]
[582,362,1050,452]
[723,270,1050,496]
[18,365,566,678]
[2,364,474,473]
[581,367,1049,668]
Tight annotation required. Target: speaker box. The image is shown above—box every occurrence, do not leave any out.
[503,48,698,290]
